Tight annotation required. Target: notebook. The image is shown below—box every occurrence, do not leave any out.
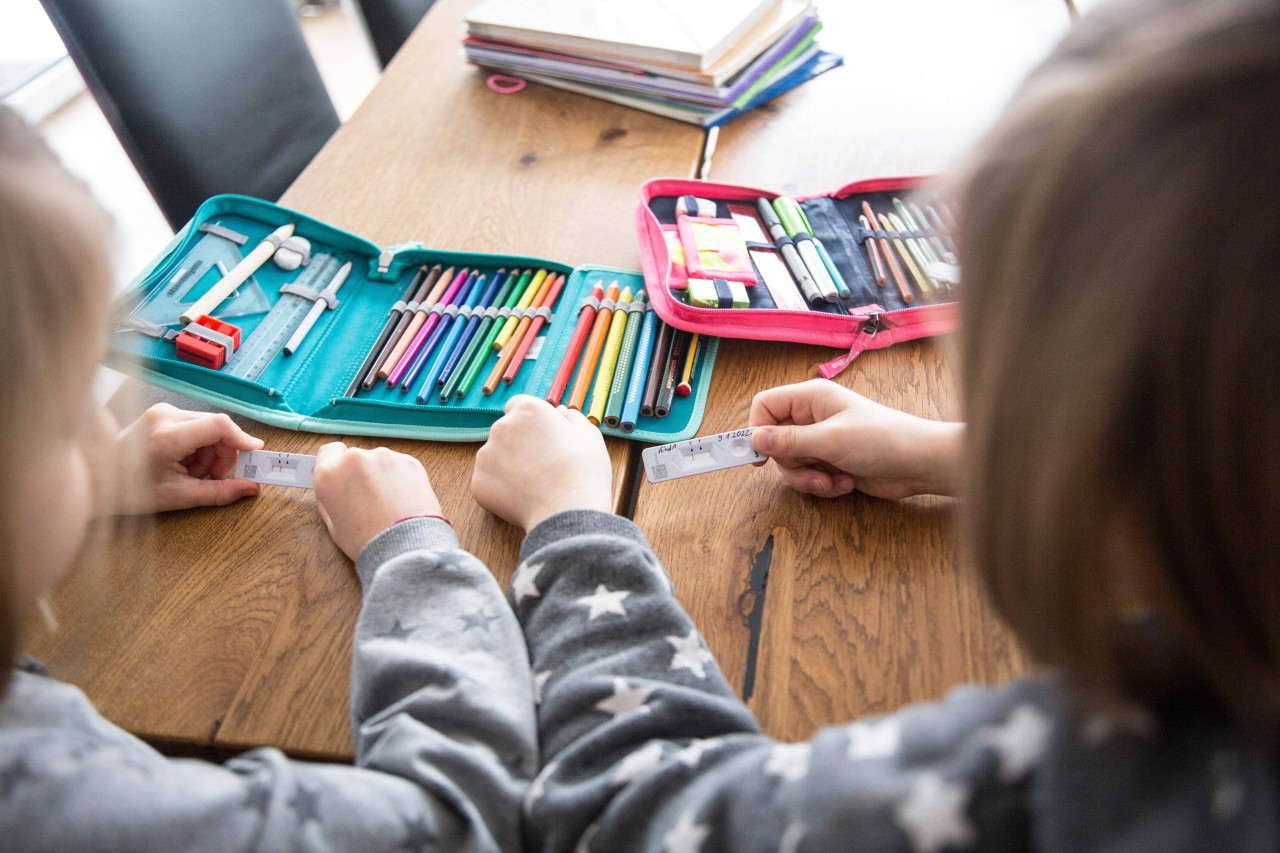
[464,0,783,70]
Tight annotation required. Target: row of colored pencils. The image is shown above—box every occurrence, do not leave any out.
[546,282,699,432]
[342,265,565,402]
[859,198,958,304]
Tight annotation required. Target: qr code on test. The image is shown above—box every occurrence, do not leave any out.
[242,464,258,479]
[652,464,669,480]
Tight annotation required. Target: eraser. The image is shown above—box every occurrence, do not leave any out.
[687,278,748,309]
[676,195,717,218]
[273,236,312,271]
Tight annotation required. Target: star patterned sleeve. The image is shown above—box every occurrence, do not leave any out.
[512,509,1060,853]
[0,517,538,852]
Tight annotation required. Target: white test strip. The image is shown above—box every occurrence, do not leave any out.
[234,449,316,489]
[642,427,764,484]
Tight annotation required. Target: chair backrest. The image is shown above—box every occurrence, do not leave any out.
[354,0,437,67]
[40,0,340,229]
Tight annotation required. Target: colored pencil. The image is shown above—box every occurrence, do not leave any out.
[907,200,953,263]
[501,272,568,386]
[640,319,673,417]
[924,204,958,257]
[344,266,429,397]
[655,328,690,418]
[586,287,633,425]
[387,266,468,386]
[494,268,547,350]
[545,282,603,405]
[603,292,646,427]
[483,271,560,395]
[396,269,477,390]
[370,264,445,385]
[862,207,912,304]
[414,272,489,401]
[619,303,658,432]
[454,268,532,399]
[858,214,887,285]
[442,267,520,401]
[434,268,506,393]
[675,331,700,397]
[567,281,620,411]
[887,212,939,293]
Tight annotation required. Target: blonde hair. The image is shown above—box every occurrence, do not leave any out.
[955,0,1280,726]
[0,108,113,692]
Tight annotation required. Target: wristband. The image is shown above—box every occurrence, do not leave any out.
[392,513,453,528]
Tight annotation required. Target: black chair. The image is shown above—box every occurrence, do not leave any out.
[355,0,438,67]
[40,0,340,230]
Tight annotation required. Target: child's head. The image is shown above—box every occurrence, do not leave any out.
[0,108,113,682]
[954,0,1280,725]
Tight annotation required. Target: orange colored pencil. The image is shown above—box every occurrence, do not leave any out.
[567,281,620,411]
[502,272,567,385]
[546,282,603,405]
[863,205,912,304]
[483,271,560,394]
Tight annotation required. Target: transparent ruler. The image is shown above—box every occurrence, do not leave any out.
[224,254,338,382]
[642,427,763,483]
[234,450,315,489]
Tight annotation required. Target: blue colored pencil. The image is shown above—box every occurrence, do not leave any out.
[400,270,479,391]
[435,269,504,396]
[619,302,658,433]
[415,272,489,402]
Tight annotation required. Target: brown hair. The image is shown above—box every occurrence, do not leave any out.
[0,107,113,692]
[955,0,1280,726]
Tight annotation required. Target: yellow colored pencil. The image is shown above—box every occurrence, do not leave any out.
[675,332,700,397]
[494,268,547,350]
[586,287,633,425]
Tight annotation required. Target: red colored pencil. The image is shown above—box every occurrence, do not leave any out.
[502,272,567,385]
[545,282,604,405]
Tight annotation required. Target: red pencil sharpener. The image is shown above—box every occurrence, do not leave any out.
[175,315,241,370]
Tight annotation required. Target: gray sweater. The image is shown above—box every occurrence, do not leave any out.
[515,510,1278,852]
[0,517,536,852]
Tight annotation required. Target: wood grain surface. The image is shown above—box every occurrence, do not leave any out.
[633,0,1071,741]
[30,0,1075,761]
[28,0,704,761]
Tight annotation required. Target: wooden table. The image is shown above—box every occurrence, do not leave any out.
[31,0,1072,759]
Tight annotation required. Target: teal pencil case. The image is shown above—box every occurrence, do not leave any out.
[107,195,716,442]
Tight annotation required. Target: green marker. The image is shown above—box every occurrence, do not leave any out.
[772,197,840,302]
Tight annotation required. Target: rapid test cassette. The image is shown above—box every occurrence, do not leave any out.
[642,427,764,483]
[234,450,316,489]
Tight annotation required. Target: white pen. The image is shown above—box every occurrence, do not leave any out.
[283,261,352,356]
[179,223,295,324]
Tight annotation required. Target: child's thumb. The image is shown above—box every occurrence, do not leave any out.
[753,424,828,462]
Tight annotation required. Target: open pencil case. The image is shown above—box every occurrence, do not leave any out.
[106,194,717,442]
[634,176,957,377]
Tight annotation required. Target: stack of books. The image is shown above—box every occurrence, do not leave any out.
[462,0,841,127]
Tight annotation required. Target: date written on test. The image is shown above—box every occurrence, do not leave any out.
[641,428,763,483]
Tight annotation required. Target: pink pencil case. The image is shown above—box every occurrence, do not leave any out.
[635,177,958,377]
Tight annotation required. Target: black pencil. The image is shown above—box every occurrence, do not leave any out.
[344,266,428,397]
[655,329,690,418]
[640,319,673,417]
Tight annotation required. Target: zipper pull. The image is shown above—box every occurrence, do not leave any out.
[819,312,883,379]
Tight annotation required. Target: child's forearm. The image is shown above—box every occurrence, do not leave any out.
[350,517,538,851]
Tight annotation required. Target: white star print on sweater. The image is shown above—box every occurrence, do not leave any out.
[508,510,1279,853]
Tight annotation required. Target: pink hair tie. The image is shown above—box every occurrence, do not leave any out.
[486,74,526,95]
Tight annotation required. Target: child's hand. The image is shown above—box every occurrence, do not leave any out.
[313,443,443,561]
[472,395,613,532]
[749,379,963,500]
[109,404,265,515]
